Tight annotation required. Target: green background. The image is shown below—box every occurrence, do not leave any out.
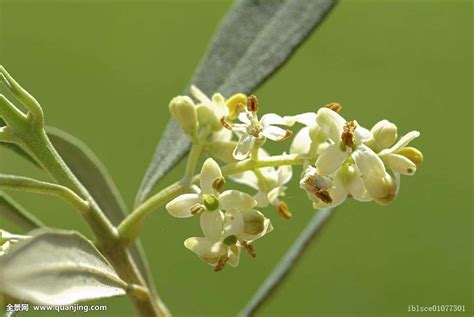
[0,0,472,316]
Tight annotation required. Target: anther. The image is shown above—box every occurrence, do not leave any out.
[214,255,229,272]
[220,117,233,130]
[325,102,342,113]
[341,120,357,149]
[191,204,205,215]
[247,95,259,113]
[212,177,226,192]
[241,241,256,258]
[277,201,292,219]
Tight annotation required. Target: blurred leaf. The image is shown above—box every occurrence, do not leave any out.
[0,228,127,305]
[45,127,155,291]
[0,191,44,231]
[0,128,154,290]
[135,0,337,205]
[46,127,129,224]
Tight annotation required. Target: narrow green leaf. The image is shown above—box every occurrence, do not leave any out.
[0,228,127,305]
[1,128,154,290]
[46,127,129,224]
[135,0,337,205]
[45,128,155,292]
[0,191,44,231]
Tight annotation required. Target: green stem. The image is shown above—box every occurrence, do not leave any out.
[118,182,190,244]
[0,174,89,213]
[119,153,311,242]
[183,143,203,184]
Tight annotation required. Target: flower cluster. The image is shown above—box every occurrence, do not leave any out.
[168,87,423,270]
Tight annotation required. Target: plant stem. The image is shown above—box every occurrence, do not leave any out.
[0,174,89,213]
[20,129,168,316]
[119,153,312,242]
[118,182,189,244]
[183,143,203,184]
[237,208,336,317]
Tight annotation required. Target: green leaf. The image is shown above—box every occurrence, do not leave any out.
[135,0,337,205]
[0,191,44,231]
[0,228,127,305]
[44,127,156,291]
[0,128,154,291]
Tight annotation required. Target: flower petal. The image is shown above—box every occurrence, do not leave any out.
[283,112,317,127]
[211,93,228,119]
[267,186,285,205]
[353,146,395,200]
[316,107,346,143]
[352,145,386,178]
[313,176,348,209]
[277,164,293,186]
[380,131,420,155]
[347,167,372,201]
[190,85,211,104]
[290,127,311,154]
[227,247,241,267]
[200,210,224,242]
[354,123,372,143]
[184,237,222,265]
[260,113,287,127]
[233,134,255,160]
[200,158,223,195]
[165,193,201,218]
[262,125,289,141]
[254,190,270,207]
[220,190,257,210]
[384,153,417,176]
[315,143,349,176]
[240,209,272,241]
[223,209,245,237]
[229,171,259,190]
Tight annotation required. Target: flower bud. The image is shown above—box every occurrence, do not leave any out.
[196,104,222,131]
[396,147,423,165]
[169,96,198,138]
[205,141,239,163]
[367,120,398,152]
[226,93,247,120]
[384,154,417,176]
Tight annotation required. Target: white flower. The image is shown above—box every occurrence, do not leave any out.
[378,129,422,176]
[300,163,373,209]
[166,159,256,239]
[190,85,247,133]
[184,208,272,271]
[313,108,400,204]
[285,104,343,157]
[222,96,292,160]
[230,150,293,218]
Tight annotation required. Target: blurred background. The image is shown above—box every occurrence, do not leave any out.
[0,0,471,316]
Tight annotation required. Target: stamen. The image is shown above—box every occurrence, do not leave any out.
[241,241,256,258]
[277,201,292,219]
[341,120,357,149]
[315,189,332,204]
[212,177,226,192]
[190,204,205,215]
[214,255,229,272]
[303,174,333,204]
[220,117,233,130]
[247,95,259,113]
[279,129,293,141]
[325,102,342,113]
